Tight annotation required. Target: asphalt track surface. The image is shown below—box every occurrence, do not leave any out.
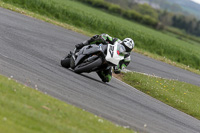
[0,7,200,133]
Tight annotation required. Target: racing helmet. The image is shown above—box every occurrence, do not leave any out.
[121,38,134,52]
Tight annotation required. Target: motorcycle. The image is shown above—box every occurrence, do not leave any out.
[61,41,126,74]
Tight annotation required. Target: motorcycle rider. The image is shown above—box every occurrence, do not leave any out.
[74,33,135,83]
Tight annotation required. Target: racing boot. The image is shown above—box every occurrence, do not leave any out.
[97,67,112,83]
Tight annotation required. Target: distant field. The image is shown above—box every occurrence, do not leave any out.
[1,0,200,70]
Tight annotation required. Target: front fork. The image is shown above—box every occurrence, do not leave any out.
[70,49,76,69]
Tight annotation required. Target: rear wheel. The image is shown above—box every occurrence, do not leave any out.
[61,57,70,68]
[74,57,102,74]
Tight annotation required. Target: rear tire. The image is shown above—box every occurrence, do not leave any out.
[61,58,70,68]
[74,57,102,74]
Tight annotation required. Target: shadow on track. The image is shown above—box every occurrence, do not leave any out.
[60,65,118,88]
[79,73,117,88]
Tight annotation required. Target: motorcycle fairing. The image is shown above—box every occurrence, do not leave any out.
[75,45,104,66]
[105,42,125,65]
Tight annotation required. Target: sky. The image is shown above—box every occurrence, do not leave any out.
[190,0,200,4]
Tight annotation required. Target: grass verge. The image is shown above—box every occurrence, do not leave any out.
[118,72,200,120]
[0,0,200,72]
[0,74,135,133]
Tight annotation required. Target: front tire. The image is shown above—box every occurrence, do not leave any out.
[61,57,70,68]
[74,57,102,74]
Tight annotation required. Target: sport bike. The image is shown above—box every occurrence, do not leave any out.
[61,42,126,74]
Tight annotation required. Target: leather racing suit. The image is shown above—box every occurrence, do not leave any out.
[76,33,131,82]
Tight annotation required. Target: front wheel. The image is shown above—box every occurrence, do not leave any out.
[74,57,103,74]
[61,57,70,68]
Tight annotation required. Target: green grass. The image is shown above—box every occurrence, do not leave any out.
[120,72,200,120]
[0,74,135,133]
[1,0,200,71]
[165,26,200,46]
